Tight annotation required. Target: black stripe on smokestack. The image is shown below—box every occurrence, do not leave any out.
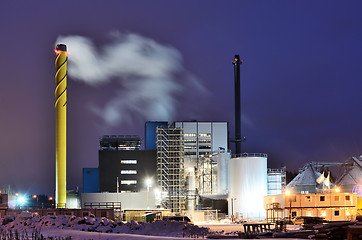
[233,54,242,154]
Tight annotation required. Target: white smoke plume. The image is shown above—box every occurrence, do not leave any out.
[56,32,204,127]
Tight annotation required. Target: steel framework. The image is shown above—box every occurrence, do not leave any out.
[157,127,185,213]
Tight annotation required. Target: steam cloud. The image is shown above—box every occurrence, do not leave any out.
[56,32,204,127]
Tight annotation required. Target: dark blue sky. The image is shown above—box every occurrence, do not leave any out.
[0,1,361,195]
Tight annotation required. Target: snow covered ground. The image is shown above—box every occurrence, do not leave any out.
[0,211,209,239]
[0,212,304,240]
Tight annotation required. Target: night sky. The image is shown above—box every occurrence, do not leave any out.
[1,1,361,196]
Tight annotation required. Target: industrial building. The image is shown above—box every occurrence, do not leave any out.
[145,121,168,150]
[98,135,156,193]
[264,156,362,222]
[267,167,286,196]
[336,156,362,193]
[154,121,229,214]
[265,191,358,222]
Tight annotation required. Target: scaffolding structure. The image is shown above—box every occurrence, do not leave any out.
[195,156,217,195]
[157,127,186,213]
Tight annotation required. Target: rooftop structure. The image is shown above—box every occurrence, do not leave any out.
[336,156,362,192]
[100,135,142,150]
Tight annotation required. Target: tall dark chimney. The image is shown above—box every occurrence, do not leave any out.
[233,55,242,154]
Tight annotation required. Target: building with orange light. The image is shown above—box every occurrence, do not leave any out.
[265,191,357,222]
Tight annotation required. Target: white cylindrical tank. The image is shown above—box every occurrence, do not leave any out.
[228,153,267,220]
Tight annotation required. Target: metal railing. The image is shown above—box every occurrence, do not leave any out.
[233,153,268,158]
[84,202,121,209]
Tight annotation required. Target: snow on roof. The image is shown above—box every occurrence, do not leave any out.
[336,156,362,185]
[287,163,322,187]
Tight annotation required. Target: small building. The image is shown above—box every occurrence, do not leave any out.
[265,191,358,222]
[98,135,156,193]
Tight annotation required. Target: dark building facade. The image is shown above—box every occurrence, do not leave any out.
[99,150,157,193]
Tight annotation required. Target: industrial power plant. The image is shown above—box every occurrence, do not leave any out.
[0,47,360,228]
[54,48,362,222]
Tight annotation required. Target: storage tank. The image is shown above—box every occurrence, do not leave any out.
[228,153,267,220]
[214,148,231,195]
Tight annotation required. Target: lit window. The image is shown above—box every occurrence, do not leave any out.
[121,170,137,174]
[121,180,137,185]
[306,211,312,216]
[346,211,351,216]
[184,146,196,149]
[184,133,196,137]
[121,160,137,164]
[199,133,211,137]
[321,211,326,217]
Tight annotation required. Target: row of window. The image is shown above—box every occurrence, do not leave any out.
[303,195,351,202]
[184,133,211,138]
[319,195,350,201]
[121,160,137,164]
[292,210,350,217]
[120,180,137,185]
[121,170,137,174]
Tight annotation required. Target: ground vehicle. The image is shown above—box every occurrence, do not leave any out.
[291,216,304,225]
[162,215,193,224]
[286,216,325,225]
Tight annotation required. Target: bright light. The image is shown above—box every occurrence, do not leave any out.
[54,49,67,56]
[49,197,53,201]
[285,190,291,196]
[32,195,37,199]
[17,196,26,204]
[145,178,152,187]
[335,187,340,192]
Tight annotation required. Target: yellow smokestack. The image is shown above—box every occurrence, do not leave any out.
[55,44,67,208]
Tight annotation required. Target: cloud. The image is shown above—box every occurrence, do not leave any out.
[56,32,204,127]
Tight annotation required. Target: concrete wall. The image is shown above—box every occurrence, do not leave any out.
[81,191,156,210]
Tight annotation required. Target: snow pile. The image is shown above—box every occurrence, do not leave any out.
[0,212,209,237]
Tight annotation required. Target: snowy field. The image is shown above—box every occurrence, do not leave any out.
[0,212,304,240]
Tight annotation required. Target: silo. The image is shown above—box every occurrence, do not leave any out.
[228,153,267,220]
[214,149,231,195]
